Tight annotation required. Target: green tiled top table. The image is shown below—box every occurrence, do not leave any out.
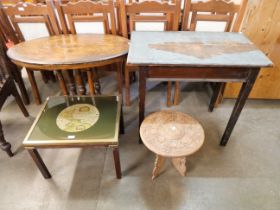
[24,95,123,179]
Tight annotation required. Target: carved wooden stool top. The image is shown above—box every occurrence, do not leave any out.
[140,110,205,157]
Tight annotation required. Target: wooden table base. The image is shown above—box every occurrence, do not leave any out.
[27,147,122,179]
[152,155,187,180]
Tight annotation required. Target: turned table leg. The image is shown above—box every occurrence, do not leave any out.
[152,155,165,180]
[172,157,187,176]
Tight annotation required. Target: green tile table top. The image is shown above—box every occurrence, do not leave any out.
[23,95,121,147]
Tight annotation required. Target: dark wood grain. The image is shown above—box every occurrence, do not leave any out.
[27,149,52,179]
[220,69,260,146]
[113,147,122,179]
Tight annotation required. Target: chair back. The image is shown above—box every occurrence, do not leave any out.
[118,0,181,38]
[55,0,117,35]
[182,0,248,32]
[1,0,60,42]
[0,1,41,5]
[0,6,19,44]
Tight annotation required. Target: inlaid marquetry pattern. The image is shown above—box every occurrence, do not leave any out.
[140,110,205,157]
[149,41,256,59]
[7,34,129,65]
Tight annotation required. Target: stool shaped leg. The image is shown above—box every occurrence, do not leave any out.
[152,155,165,180]
[172,157,187,176]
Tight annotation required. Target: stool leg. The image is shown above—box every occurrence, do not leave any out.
[152,155,165,180]
[172,157,187,176]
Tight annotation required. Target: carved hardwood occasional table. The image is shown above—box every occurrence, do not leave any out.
[23,95,124,179]
[140,110,204,179]
[7,34,129,104]
[127,31,273,146]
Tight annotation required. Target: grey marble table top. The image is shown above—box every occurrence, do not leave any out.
[127,31,273,68]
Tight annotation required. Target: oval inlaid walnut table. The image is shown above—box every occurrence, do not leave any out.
[7,34,129,102]
[140,110,205,180]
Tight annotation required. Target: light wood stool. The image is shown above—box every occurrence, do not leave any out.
[140,110,205,180]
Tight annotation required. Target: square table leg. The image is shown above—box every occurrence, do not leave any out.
[138,67,260,146]
[138,68,148,143]
[112,147,122,179]
[220,69,260,146]
[27,148,51,179]
[208,82,225,112]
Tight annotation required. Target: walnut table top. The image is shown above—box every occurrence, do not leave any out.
[140,110,205,158]
[7,34,129,70]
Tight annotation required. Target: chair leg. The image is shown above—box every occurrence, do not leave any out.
[26,69,41,105]
[0,121,13,157]
[13,68,30,105]
[125,66,131,106]
[47,71,56,83]
[173,81,180,105]
[40,71,49,83]
[167,81,172,107]
[131,72,137,83]
[92,68,101,94]
[87,70,95,96]
[65,70,76,96]
[11,80,29,117]
[75,70,86,95]
[56,70,68,96]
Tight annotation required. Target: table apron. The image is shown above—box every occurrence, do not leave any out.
[145,67,252,82]
[24,144,118,149]
[12,55,126,71]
